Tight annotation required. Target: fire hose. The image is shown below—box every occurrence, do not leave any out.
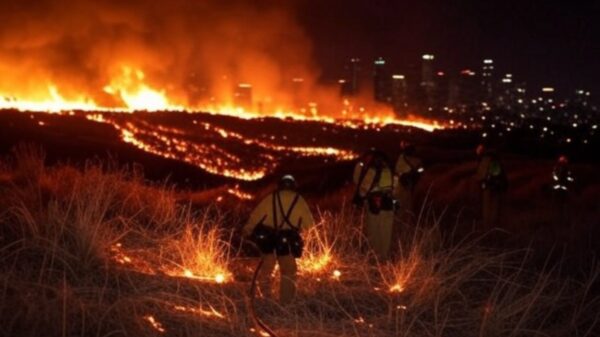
[246,240,278,337]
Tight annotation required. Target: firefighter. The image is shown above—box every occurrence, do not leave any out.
[394,141,424,224]
[243,175,314,305]
[475,144,508,228]
[551,155,574,226]
[352,148,377,205]
[354,151,394,260]
[552,155,574,193]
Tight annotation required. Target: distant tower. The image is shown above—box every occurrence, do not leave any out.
[458,69,478,108]
[481,59,495,102]
[515,82,527,107]
[435,71,449,109]
[339,79,350,97]
[391,74,408,115]
[340,58,361,97]
[421,54,436,108]
[291,77,305,109]
[373,57,391,103]
[234,83,252,109]
[347,58,361,95]
[496,73,516,108]
[572,89,591,108]
[541,87,556,105]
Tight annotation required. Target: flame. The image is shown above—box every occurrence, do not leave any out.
[0,65,445,132]
[103,66,180,111]
[86,114,358,181]
[0,84,98,113]
[297,224,337,275]
[109,240,232,285]
[383,253,421,294]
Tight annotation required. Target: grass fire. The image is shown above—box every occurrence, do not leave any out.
[0,143,598,336]
[0,1,599,336]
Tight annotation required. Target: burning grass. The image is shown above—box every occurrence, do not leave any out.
[0,146,598,337]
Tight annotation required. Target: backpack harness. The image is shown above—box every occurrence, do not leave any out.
[250,191,304,257]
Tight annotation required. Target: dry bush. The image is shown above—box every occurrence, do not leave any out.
[157,209,233,283]
[0,146,598,337]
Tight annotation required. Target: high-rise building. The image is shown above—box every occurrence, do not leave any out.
[391,74,408,115]
[291,77,305,109]
[435,71,450,109]
[421,54,436,108]
[540,87,556,105]
[481,59,495,102]
[496,73,516,108]
[514,83,527,107]
[338,79,350,97]
[457,69,478,108]
[347,58,361,95]
[572,89,591,108]
[373,57,391,103]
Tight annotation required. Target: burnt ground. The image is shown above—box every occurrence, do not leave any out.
[1,109,599,274]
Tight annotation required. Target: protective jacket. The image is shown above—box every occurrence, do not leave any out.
[244,190,314,235]
[353,161,366,185]
[395,154,424,189]
[358,165,393,198]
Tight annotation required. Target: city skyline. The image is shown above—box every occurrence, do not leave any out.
[335,54,594,111]
[295,1,599,97]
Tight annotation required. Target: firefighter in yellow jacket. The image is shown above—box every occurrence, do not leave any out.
[475,145,508,228]
[394,141,424,223]
[354,151,394,260]
[243,175,314,305]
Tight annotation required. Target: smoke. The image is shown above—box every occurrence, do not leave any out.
[0,0,319,109]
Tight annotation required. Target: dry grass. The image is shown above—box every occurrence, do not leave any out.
[0,146,598,337]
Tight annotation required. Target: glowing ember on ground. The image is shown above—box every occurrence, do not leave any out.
[384,257,421,294]
[164,266,231,284]
[142,315,166,333]
[226,185,255,200]
[110,243,132,265]
[85,114,358,181]
[214,273,225,284]
[170,269,229,283]
[172,304,226,319]
[249,328,273,337]
[389,283,406,293]
[109,241,232,284]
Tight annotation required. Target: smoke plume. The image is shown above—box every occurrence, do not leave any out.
[0,0,319,110]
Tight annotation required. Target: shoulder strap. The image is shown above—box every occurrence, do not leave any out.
[366,166,382,194]
[271,192,279,230]
[403,154,416,172]
[276,192,301,230]
[354,162,370,195]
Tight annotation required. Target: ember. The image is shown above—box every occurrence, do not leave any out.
[85,113,359,181]
[142,315,166,333]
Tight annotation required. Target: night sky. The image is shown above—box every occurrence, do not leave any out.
[293,0,599,97]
